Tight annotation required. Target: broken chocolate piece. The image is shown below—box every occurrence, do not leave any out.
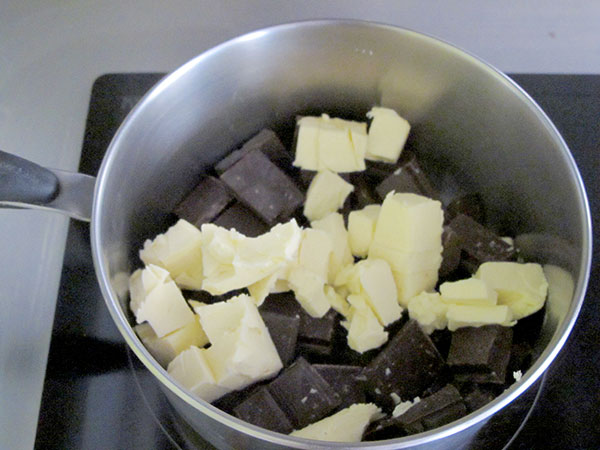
[445,193,485,224]
[260,311,300,366]
[298,309,337,345]
[233,386,294,434]
[447,325,513,384]
[215,129,291,175]
[462,385,497,413]
[213,202,270,237]
[448,214,516,268]
[375,151,438,200]
[220,149,304,225]
[267,357,341,429]
[396,385,466,434]
[349,174,380,209]
[440,226,462,278]
[313,364,367,409]
[173,176,233,227]
[363,320,446,409]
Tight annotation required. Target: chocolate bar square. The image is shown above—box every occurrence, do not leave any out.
[173,176,233,227]
[447,325,513,384]
[440,226,462,278]
[267,357,341,429]
[375,151,438,200]
[261,311,300,366]
[445,193,486,224]
[363,320,445,409]
[220,149,304,225]
[233,386,294,434]
[213,202,270,237]
[313,364,367,409]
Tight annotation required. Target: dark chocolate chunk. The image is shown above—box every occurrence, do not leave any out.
[215,129,291,175]
[297,341,333,361]
[267,357,341,429]
[298,309,337,345]
[260,291,302,316]
[448,214,516,267]
[440,226,462,278]
[233,386,294,434]
[445,193,485,224]
[507,341,533,377]
[375,151,438,200]
[213,202,270,237]
[364,416,406,441]
[261,311,300,366]
[220,149,304,225]
[313,364,367,409]
[462,385,497,413]
[447,325,513,384]
[363,320,446,409]
[349,174,380,209]
[185,288,246,304]
[396,385,466,434]
[173,176,233,227]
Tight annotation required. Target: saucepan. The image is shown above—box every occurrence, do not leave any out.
[0,20,591,449]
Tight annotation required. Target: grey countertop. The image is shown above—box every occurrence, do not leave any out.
[1,2,599,449]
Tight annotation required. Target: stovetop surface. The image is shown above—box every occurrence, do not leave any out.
[34,74,600,450]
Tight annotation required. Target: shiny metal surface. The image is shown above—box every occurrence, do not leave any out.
[0,168,95,222]
[90,21,591,448]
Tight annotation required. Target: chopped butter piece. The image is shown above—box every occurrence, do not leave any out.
[368,244,443,274]
[366,107,411,162]
[297,228,333,282]
[440,277,498,306]
[475,262,549,320]
[303,170,354,221]
[311,213,353,284]
[324,285,351,317]
[513,370,523,382]
[348,204,380,258]
[391,269,440,307]
[135,316,208,367]
[542,264,575,327]
[132,264,195,337]
[392,397,421,417]
[446,304,515,331]
[345,295,388,353]
[287,266,331,318]
[355,259,401,326]
[139,219,204,290]
[407,292,448,334]
[167,346,230,402]
[293,114,367,172]
[290,403,381,442]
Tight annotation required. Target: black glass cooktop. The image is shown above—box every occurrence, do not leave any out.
[34,74,600,450]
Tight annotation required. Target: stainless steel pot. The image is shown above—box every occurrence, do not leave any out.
[0,20,592,449]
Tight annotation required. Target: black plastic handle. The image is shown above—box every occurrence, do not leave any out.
[0,150,59,204]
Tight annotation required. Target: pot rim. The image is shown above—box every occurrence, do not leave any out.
[91,18,592,448]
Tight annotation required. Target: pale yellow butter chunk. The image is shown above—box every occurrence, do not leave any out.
[348,204,380,258]
[446,304,515,331]
[440,277,498,306]
[311,213,353,284]
[139,219,204,290]
[365,107,411,162]
[368,244,443,274]
[391,269,440,307]
[129,264,171,316]
[297,228,333,282]
[542,264,575,327]
[287,266,331,318]
[132,264,195,338]
[135,315,209,367]
[200,219,302,296]
[194,294,283,391]
[407,292,448,334]
[344,295,388,353]
[293,114,367,172]
[303,170,354,221]
[324,285,351,317]
[371,192,444,253]
[355,259,402,326]
[167,346,231,402]
[475,262,549,320]
[290,403,382,442]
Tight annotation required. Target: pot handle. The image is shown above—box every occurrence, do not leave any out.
[0,150,95,222]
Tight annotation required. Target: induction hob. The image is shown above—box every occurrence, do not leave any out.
[34,74,600,450]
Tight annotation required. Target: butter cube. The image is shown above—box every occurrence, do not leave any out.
[167,346,230,402]
[132,264,195,338]
[355,259,402,326]
[287,265,331,318]
[368,244,443,274]
[366,107,411,162]
[475,262,549,320]
[407,292,448,334]
[345,295,388,353]
[303,170,354,221]
[311,213,353,284]
[290,403,382,442]
[446,304,515,331]
[371,192,444,253]
[324,285,351,317]
[440,277,498,306]
[140,219,204,290]
[348,204,380,258]
[135,315,209,367]
[293,114,367,173]
[297,228,333,282]
[129,264,171,316]
[391,269,439,307]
